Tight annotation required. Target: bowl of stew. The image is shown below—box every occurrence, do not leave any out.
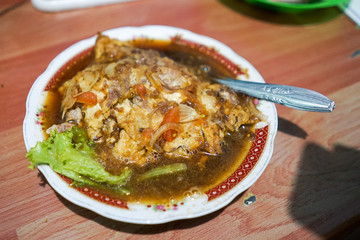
[23,25,278,224]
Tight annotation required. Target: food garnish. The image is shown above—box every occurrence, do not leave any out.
[27,127,131,191]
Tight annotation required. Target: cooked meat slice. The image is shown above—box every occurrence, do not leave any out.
[163,123,204,157]
[118,104,150,143]
[65,107,83,124]
[219,86,239,105]
[113,99,132,125]
[131,48,161,65]
[82,104,105,142]
[155,66,193,90]
[227,105,250,131]
[201,121,224,155]
[199,88,220,114]
[94,34,132,63]
[46,122,74,135]
[112,130,147,165]
[103,117,119,145]
[105,79,123,107]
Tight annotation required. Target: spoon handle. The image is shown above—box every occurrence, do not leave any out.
[213,77,335,112]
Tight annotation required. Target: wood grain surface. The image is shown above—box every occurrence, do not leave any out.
[1,0,360,239]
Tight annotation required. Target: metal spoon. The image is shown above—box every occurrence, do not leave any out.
[210,74,335,112]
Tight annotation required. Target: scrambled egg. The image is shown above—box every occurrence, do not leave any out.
[53,34,259,166]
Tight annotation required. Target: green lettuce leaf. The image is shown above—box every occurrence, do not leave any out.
[26,127,131,188]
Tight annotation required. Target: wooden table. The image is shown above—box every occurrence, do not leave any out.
[1,0,360,239]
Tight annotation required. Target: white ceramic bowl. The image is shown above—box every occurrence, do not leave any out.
[23,25,277,224]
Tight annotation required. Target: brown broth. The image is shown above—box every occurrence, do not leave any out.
[42,39,255,204]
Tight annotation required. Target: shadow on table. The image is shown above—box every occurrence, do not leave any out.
[218,0,343,25]
[289,143,360,238]
[54,190,246,233]
[278,117,308,139]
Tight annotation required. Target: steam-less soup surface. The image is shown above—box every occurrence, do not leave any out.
[41,34,261,203]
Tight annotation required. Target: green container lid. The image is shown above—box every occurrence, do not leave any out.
[245,0,350,13]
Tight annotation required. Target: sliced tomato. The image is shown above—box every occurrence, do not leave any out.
[161,106,180,142]
[161,106,180,125]
[134,84,147,99]
[76,92,97,105]
[142,128,154,142]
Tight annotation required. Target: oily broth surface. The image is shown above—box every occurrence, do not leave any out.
[42,39,256,203]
